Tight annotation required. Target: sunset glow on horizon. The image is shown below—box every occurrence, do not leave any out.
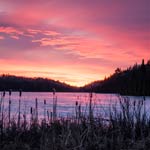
[0,0,149,86]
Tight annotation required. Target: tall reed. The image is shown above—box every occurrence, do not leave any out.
[35,98,38,123]
[44,99,46,122]
[8,89,12,127]
[0,91,5,142]
[52,88,57,121]
[18,89,22,128]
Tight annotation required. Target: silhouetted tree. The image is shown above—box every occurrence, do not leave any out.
[0,75,78,92]
[115,68,122,74]
[83,59,150,96]
[147,60,150,65]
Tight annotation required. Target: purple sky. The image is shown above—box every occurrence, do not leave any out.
[0,0,149,86]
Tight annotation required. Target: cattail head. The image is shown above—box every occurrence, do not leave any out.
[53,88,56,95]
[50,112,53,117]
[76,101,78,106]
[44,99,46,105]
[19,89,22,97]
[79,105,81,111]
[89,92,93,99]
[9,89,12,96]
[9,100,11,104]
[3,91,5,97]
[141,100,144,105]
[30,107,33,114]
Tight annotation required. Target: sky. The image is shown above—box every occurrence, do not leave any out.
[0,0,149,86]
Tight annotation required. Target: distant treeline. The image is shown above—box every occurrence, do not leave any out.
[0,59,150,95]
[0,75,78,92]
[82,59,150,96]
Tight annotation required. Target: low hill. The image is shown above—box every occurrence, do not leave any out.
[82,59,150,96]
[0,75,78,92]
[1,59,150,95]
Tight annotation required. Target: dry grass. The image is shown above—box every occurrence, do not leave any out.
[0,91,150,150]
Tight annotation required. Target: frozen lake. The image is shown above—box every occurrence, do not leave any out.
[1,92,150,121]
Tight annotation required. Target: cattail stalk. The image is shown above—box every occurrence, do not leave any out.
[47,110,50,122]
[2,91,5,126]
[78,104,81,120]
[23,103,27,130]
[52,88,57,121]
[75,101,78,120]
[18,89,22,128]
[35,98,38,123]
[0,91,5,142]
[50,111,53,123]
[0,92,4,116]
[89,92,93,124]
[30,107,33,124]
[8,89,12,126]
[44,99,46,121]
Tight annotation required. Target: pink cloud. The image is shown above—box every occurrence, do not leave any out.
[0,36,4,40]
[0,27,23,35]
[27,29,61,36]
[10,35,19,39]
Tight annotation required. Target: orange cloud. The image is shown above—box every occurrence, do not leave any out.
[0,27,23,35]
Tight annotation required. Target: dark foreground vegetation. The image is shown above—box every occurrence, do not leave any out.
[83,59,150,96]
[0,91,150,150]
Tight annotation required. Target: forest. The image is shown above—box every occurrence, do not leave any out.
[83,59,150,96]
[0,75,77,92]
[0,59,150,96]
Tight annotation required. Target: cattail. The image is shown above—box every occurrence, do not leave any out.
[76,101,78,106]
[8,89,12,126]
[8,100,11,126]
[44,99,46,121]
[18,90,22,128]
[30,107,33,114]
[89,92,93,123]
[3,91,5,97]
[47,110,50,122]
[50,112,53,122]
[9,89,12,96]
[54,96,57,120]
[35,98,38,122]
[52,88,57,121]
[23,104,27,130]
[1,91,5,137]
[78,104,81,119]
[19,89,22,97]
[44,99,46,105]
[75,101,78,120]
[53,88,56,96]
[23,114,26,130]
[143,96,146,114]
[30,107,33,123]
